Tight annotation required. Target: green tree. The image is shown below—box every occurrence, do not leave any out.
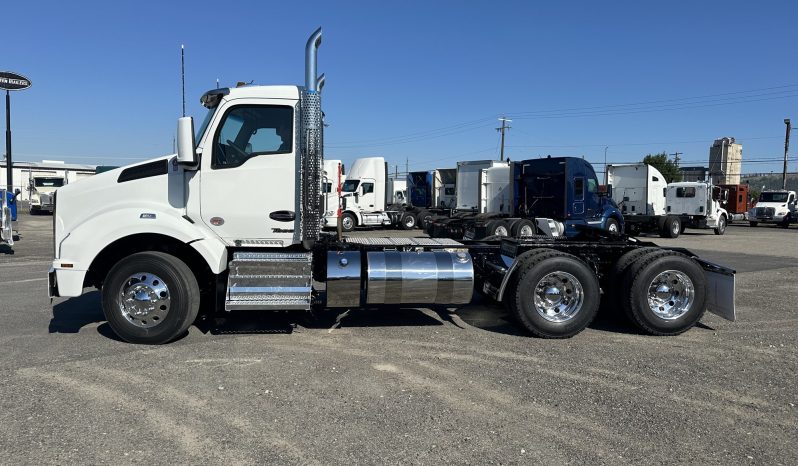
[642,152,682,183]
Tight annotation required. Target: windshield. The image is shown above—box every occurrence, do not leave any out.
[342,180,360,192]
[195,108,215,145]
[34,178,64,187]
[759,192,789,203]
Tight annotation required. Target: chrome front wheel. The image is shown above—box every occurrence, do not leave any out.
[118,273,171,328]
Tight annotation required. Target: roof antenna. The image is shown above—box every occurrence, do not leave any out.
[181,44,186,117]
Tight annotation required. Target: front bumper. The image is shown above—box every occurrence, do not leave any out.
[48,263,87,298]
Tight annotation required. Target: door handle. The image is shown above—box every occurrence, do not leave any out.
[269,210,295,222]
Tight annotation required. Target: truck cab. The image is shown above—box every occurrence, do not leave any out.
[665,182,728,233]
[514,157,623,236]
[748,190,797,227]
[28,176,64,214]
[322,159,345,228]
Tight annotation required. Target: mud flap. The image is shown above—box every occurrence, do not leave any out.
[695,258,735,321]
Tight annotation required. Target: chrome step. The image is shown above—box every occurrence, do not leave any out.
[225,252,312,311]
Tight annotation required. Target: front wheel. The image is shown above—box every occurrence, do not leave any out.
[714,215,727,235]
[661,217,681,238]
[605,218,620,235]
[101,251,200,344]
[341,213,357,232]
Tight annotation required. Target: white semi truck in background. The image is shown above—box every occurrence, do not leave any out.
[47,28,735,345]
[338,156,415,231]
[322,159,345,228]
[748,190,797,227]
[607,163,728,237]
[28,175,64,214]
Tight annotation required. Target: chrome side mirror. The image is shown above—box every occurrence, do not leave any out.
[176,117,197,165]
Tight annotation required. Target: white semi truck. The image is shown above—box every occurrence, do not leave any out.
[47,29,735,344]
[338,156,416,231]
[607,164,728,238]
[748,190,797,227]
[322,159,345,228]
[28,175,65,214]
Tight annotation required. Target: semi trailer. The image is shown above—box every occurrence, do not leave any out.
[47,28,736,344]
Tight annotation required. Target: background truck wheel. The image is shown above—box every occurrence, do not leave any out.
[749,221,758,227]
[779,215,791,229]
[485,219,510,237]
[714,215,727,235]
[605,218,620,235]
[660,216,681,238]
[505,251,600,338]
[620,252,707,336]
[511,219,536,237]
[415,210,432,229]
[399,212,416,230]
[341,212,357,232]
[101,251,200,344]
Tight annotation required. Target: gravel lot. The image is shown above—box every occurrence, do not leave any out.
[1,213,796,464]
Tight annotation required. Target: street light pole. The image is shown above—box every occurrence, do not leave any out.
[5,90,11,193]
[783,118,791,190]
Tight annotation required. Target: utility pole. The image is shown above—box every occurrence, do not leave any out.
[670,152,682,168]
[783,118,791,190]
[603,146,608,183]
[405,157,408,176]
[496,116,511,161]
[5,91,11,193]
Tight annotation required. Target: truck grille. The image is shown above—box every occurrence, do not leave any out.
[755,207,775,217]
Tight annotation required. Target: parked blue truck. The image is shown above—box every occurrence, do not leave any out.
[428,156,624,239]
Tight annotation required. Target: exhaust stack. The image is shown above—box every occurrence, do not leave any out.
[300,28,324,249]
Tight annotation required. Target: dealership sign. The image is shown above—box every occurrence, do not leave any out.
[0,71,31,91]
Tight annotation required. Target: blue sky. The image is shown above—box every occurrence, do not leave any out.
[2,0,796,177]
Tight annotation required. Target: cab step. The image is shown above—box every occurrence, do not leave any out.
[225,252,312,311]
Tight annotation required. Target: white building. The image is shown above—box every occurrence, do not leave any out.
[0,160,97,201]
[709,137,743,185]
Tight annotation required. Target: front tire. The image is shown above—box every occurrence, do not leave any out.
[341,212,357,232]
[714,215,727,235]
[605,218,620,235]
[101,251,200,344]
[661,216,681,238]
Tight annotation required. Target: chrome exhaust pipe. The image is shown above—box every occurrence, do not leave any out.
[305,27,322,91]
[316,73,326,92]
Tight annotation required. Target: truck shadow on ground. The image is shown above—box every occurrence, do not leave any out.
[47,290,712,341]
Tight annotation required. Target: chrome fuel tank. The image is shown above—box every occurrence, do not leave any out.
[366,251,473,305]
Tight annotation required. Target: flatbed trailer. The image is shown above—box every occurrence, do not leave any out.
[46,28,736,344]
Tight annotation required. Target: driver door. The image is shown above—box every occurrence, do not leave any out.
[199,99,299,246]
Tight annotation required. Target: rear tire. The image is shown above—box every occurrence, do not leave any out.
[399,212,416,230]
[621,252,706,336]
[511,219,536,237]
[505,251,600,338]
[415,210,432,229]
[485,219,510,237]
[661,216,681,238]
[101,251,200,344]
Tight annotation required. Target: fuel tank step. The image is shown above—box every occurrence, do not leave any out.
[225,252,312,311]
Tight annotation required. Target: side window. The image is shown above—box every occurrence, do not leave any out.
[361,183,374,194]
[213,105,293,169]
[738,194,743,203]
[322,182,332,194]
[587,178,598,194]
[574,177,584,200]
[676,187,696,198]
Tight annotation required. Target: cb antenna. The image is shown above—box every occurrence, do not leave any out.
[181,44,186,117]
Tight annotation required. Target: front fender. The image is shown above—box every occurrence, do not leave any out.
[57,207,227,274]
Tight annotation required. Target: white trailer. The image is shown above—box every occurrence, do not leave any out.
[456,160,510,212]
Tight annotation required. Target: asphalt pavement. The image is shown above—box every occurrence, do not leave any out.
[1,214,796,464]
